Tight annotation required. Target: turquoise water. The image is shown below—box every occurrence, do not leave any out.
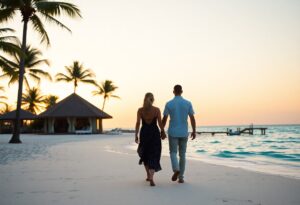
[162,125,300,178]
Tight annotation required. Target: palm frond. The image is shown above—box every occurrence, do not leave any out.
[39,11,71,32]
[81,73,95,79]
[65,66,74,76]
[27,59,50,67]
[0,8,16,23]
[36,1,81,18]
[0,28,15,33]
[30,14,50,45]
[81,79,96,85]
[0,27,23,56]
[0,0,24,8]
[27,73,41,83]
[7,73,19,86]
[92,90,100,96]
[23,76,31,89]
[29,69,52,81]
[55,73,72,82]
[110,95,120,99]
[0,56,13,71]
[0,41,22,56]
[0,35,18,42]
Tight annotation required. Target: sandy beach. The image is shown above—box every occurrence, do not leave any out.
[0,134,300,205]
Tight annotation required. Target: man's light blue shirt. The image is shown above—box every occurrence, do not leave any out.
[163,96,195,138]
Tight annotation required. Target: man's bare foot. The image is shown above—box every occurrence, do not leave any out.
[171,171,180,181]
[178,178,184,183]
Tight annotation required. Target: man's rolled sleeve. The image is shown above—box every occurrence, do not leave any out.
[188,102,195,115]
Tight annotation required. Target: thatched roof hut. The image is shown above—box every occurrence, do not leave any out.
[0,109,37,133]
[0,109,37,120]
[38,93,112,134]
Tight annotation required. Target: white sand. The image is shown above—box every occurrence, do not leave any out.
[0,134,300,205]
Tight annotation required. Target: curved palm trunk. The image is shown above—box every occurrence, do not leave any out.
[102,97,106,111]
[9,20,28,143]
[74,79,77,93]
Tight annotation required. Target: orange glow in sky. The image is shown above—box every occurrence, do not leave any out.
[1,0,300,129]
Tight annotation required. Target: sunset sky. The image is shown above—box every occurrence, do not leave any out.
[1,0,300,129]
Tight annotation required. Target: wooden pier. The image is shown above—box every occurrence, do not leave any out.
[197,131,228,136]
[197,125,267,136]
[239,127,267,135]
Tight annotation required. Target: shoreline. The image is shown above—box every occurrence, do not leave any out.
[124,134,300,181]
[1,133,299,180]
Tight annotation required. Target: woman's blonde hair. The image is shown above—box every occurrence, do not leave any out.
[143,92,154,110]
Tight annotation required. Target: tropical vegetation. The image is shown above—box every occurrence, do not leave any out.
[0,45,51,88]
[92,80,120,110]
[21,86,46,114]
[44,95,59,109]
[55,61,96,93]
[0,102,13,114]
[0,27,22,70]
[0,0,81,143]
[0,85,7,105]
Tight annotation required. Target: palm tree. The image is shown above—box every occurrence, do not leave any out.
[56,61,96,93]
[21,86,46,114]
[44,95,58,109]
[0,27,23,70]
[92,80,120,110]
[0,102,13,114]
[0,28,19,53]
[0,85,7,105]
[0,0,81,143]
[0,45,51,88]
[0,27,20,70]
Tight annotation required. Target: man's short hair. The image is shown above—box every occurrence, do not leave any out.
[174,84,182,94]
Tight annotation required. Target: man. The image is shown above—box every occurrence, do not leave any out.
[162,85,196,183]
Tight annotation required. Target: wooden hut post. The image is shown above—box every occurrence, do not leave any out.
[43,119,47,133]
[71,118,76,133]
[98,119,103,133]
[49,118,55,133]
[67,117,76,133]
[90,118,96,134]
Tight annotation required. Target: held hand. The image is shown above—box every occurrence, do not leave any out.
[161,132,167,140]
[190,132,196,140]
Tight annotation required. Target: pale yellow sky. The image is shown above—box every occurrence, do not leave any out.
[1,0,300,128]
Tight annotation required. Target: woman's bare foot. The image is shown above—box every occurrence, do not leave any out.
[149,169,155,186]
[144,165,150,181]
[149,179,155,186]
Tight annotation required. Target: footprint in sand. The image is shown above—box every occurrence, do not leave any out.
[69,189,79,192]
[15,192,24,195]
[219,198,255,204]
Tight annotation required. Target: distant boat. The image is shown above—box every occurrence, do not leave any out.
[228,129,240,136]
[106,128,122,135]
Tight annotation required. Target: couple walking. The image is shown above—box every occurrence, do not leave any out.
[135,85,196,186]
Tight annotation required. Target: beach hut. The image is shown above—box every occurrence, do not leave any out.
[38,93,112,134]
[0,109,37,133]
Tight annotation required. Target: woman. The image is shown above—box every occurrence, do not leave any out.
[135,92,166,186]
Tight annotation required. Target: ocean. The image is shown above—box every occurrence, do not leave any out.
[159,124,300,179]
